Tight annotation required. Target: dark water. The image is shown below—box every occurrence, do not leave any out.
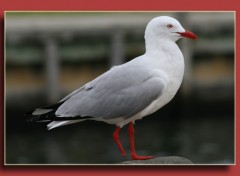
[6,107,234,164]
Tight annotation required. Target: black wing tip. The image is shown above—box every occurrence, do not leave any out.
[26,116,40,122]
[25,111,46,122]
[25,101,95,123]
[25,101,66,123]
[25,111,94,122]
[24,110,37,122]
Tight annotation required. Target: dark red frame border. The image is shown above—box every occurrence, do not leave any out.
[1,0,239,176]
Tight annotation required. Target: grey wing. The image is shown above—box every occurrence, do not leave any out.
[55,66,167,119]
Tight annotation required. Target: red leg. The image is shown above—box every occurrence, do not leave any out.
[113,126,126,157]
[128,122,153,160]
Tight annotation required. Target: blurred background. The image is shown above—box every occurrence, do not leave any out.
[5,12,234,164]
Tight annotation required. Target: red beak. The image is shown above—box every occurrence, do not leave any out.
[176,31,198,40]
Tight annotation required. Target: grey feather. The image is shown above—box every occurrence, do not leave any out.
[55,63,166,120]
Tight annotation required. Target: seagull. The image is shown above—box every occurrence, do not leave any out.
[27,16,197,160]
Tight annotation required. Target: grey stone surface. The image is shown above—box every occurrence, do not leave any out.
[121,156,193,165]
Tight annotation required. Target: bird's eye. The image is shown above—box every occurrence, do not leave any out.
[167,24,173,29]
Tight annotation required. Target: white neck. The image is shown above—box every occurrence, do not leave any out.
[145,35,182,60]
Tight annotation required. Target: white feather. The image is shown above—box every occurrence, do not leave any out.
[47,120,84,130]
[32,108,52,115]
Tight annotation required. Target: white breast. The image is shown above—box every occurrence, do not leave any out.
[139,45,185,118]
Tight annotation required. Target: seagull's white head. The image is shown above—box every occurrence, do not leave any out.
[145,16,197,44]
